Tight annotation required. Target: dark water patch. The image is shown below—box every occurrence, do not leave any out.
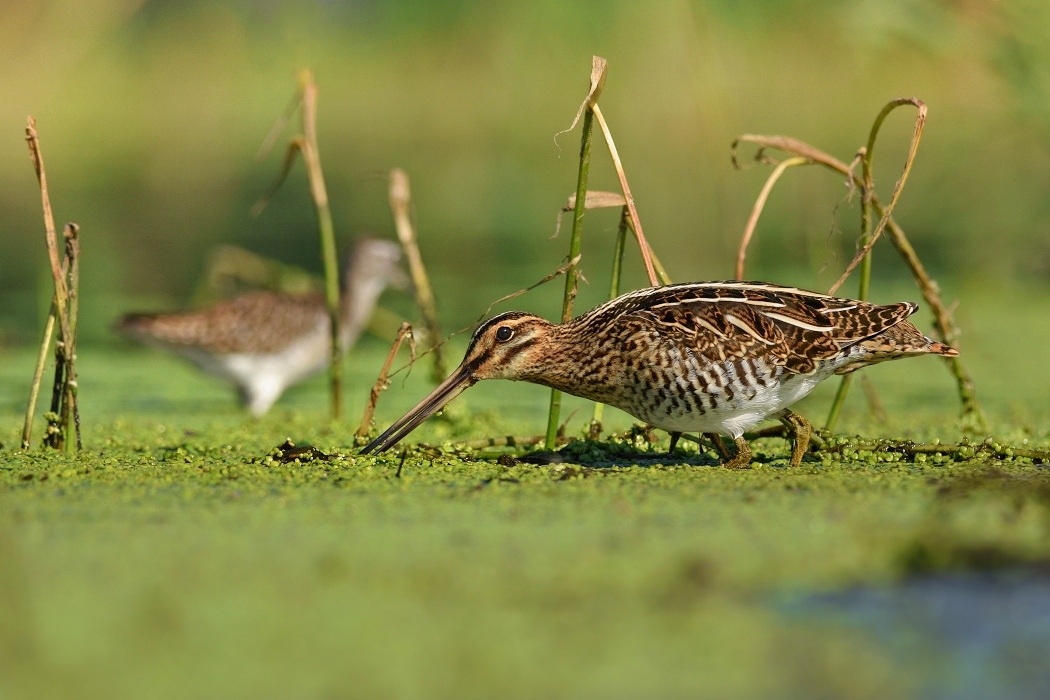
[778,572,1050,700]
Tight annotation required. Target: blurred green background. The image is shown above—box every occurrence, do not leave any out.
[2,0,1050,349]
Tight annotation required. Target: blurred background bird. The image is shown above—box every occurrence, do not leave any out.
[118,238,407,415]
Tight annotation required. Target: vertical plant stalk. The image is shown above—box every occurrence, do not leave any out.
[298,70,343,420]
[25,118,79,451]
[735,156,811,279]
[589,206,630,438]
[388,168,447,383]
[591,104,660,286]
[62,224,82,451]
[357,323,414,439]
[546,58,605,451]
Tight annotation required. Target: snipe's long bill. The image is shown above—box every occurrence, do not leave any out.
[361,281,958,467]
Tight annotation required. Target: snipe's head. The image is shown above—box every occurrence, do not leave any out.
[361,311,554,454]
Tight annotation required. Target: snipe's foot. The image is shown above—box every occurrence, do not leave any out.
[705,432,732,461]
[667,431,682,458]
[722,436,752,469]
[777,409,813,468]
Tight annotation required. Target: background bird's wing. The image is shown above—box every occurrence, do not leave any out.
[121,292,326,353]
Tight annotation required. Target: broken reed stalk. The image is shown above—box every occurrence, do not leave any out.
[825,99,927,430]
[589,206,630,438]
[732,122,983,426]
[297,70,343,420]
[545,56,605,451]
[388,168,447,383]
[735,156,811,279]
[24,118,80,451]
[357,322,414,439]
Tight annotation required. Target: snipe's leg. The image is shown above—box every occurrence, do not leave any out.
[705,432,732,461]
[777,409,813,468]
[723,436,752,469]
[667,431,682,456]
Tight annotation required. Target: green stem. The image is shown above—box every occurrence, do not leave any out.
[826,146,875,432]
[21,305,56,450]
[589,207,629,437]
[546,107,595,450]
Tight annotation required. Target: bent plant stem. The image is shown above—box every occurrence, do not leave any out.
[389,168,446,383]
[828,100,925,430]
[733,130,983,425]
[736,156,811,279]
[880,205,983,425]
[546,59,603,451]
[828,98,927,296]
[357,323,414,440]
[590,206,630,438]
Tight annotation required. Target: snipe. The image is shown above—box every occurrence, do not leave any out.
[119,238,405,416]
[362,281,958,467]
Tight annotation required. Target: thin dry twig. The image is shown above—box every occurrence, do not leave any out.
[389,168,447,382]
[357,323,415,439]
[735,155,811,279]
[591,103,659,286]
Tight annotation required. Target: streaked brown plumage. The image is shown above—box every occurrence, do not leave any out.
[363,281,958,467]
[119,238,405,415]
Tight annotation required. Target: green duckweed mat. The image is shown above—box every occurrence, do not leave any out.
[1,287,1049,698]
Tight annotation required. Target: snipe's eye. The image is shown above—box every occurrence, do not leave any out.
[495,326,513,342]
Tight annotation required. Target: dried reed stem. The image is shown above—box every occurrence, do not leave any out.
[389,168,447,383]
[732,132,983,424]
[546,57,605,450]
[591,104,659,286]
[61,224,81,451]
[25,119,80,451]
[357,323,414,439]
[735,156,811,279]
